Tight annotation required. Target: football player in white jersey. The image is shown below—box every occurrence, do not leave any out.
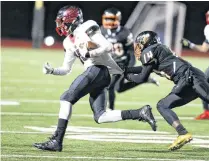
[33,6,157,152]
[181,10,209,120]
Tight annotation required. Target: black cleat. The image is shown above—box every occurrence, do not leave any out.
[139,105,157,131]
[33,135,62,152]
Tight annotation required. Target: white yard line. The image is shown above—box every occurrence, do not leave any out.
[2,130,209,139]
[0,101,20,106]
[1,99,202,107]
[1,112,195,120]
[0,154,206,161]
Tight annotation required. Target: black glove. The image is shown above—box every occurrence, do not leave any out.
[85,52,90,58]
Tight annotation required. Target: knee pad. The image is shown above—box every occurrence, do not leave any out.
[157,100,167,113]
[60,90,76,104]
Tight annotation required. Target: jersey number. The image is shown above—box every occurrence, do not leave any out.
[143,51,153,63]
[74,49,87,63]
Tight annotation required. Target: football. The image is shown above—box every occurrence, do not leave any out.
[86,41,98,50]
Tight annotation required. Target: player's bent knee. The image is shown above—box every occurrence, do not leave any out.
[60,91,75,104]
[157,100,166,113]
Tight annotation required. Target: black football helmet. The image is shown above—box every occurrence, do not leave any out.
[135,31,161,48]
[134,31,161,58]
[102,7,122,29]
[55,6,83,36]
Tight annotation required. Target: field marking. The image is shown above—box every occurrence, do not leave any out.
[24,126,209,148]
[1,99,203,107]
[2,126,209,144]
[2,130,209,139]
[0,130,209,139]
[193,145,209,148]
[25,125,169,134]
[0,154,206,161]
[0,101,20,106]
[1,112,196,120]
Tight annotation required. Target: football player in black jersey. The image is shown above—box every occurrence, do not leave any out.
[101,8,159,110]
[181,10,209,120]
[125,31,209,151]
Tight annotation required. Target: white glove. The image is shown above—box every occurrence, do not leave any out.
[43,62,54,74]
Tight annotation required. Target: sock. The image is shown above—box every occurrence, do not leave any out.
[55,100,72,143]
[55,118,68,143]
[98,110,122,123]
[121,109,140,120]
[59,101,72,120]
[176,124,188,135]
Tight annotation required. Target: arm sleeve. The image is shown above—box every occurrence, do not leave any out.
[88,32,113,57]
[126,64,153,83]
[52,50,76,76]
[125,66,143,74]
[127,45,135,67]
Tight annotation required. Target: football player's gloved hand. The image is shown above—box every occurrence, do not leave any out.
[43,62,54,74]
[181,38,195,49]
[84,52,90,58]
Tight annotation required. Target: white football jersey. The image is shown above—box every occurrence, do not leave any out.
[204,24,209,42]
[52,20,124,76]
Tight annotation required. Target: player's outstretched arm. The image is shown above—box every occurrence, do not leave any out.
[125,66,143,74]
[43,51,76,76]
[125,65,153,83]
[181,38,209,53]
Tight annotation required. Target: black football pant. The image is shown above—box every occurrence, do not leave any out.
[60,65,111,122]
[157,67,209,126]
[202,67,209,110]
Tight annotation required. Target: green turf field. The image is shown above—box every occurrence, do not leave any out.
[1,47,209,161]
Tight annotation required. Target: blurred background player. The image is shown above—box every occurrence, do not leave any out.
[101,7,159,110]
[181,10,209,120]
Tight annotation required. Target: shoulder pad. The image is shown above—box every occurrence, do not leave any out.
[86,25,100,37]
[140,50,155,65]
[79,20,100,37]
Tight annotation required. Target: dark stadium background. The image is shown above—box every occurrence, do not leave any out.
[1,1,209,44]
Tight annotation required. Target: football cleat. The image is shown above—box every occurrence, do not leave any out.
[139,105,157,131]
[33,134,62,152]
[195,110,209,120]
[168,133,192,151]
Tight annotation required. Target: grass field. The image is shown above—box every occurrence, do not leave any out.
[1,47,209,161]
